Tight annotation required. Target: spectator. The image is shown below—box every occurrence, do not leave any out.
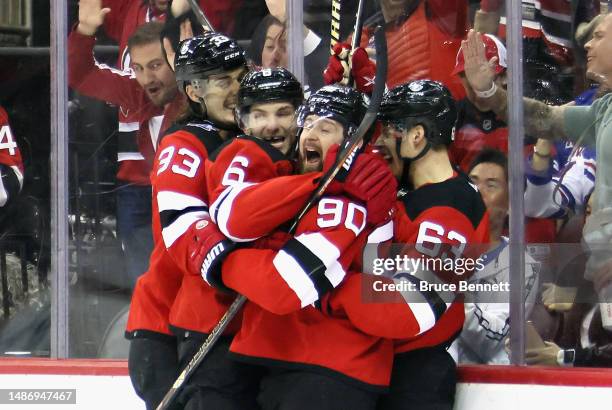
[525,139,596,219]
[359,0,470,98]
[462,14,612,343]
[69,0,186,289]
[75,0,168,291]
[451,32,557,245]
[450,148,538,364]
[450,33,508,172]
[0,106,24,210]
[525,197,612,367]
[247,0,328,92]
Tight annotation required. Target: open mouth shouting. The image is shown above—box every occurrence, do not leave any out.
[262,135,288,151]
[302,140,323,171]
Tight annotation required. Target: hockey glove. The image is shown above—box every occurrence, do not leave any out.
[323,42,376,94]
[187,217,236,291]
[324,145,397,226]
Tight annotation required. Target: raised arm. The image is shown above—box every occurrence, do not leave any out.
[462,29,568,140]
[69,0,140,107]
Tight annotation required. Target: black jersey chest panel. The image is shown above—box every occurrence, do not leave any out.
[400,174,487,230]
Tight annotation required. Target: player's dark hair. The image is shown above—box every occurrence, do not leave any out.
[468,148,508,182]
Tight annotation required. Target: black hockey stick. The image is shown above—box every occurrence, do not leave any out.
[347,0,367,86]
[330,0,342,53]
[156,23,387,410]
[289,25,387,230]
[186,0,214,32]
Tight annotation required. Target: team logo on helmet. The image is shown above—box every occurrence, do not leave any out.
[180,41,190,55]
[409,82,423,92]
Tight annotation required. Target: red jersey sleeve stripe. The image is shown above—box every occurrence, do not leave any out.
[273,249,321,308]
[367,220,394,243]
[10,165,23,188]
[282,238,334,299]
[211,182,258,242]
[157,190,207,212]
[0,166,19,207]
[294,232,346,286]
[157,191,210,248]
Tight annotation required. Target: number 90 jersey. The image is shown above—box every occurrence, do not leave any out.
[393,172,490,353]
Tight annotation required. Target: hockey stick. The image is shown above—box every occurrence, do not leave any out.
[347,0,367,86]
[186,0,214,32]
[289,24,387,229]
[330,0,342,52]
[156,23,387,410]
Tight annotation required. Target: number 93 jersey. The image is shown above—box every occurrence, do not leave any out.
[126,120,228,338]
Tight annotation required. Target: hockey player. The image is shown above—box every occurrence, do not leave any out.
[0,107,24,210]
[206,78,440,339]
[190,85,399,409]
[376,80,490,410]
[124,33,248,409]
[235,67,304,156]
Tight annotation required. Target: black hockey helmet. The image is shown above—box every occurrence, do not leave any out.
[296,84,366,137]
[237,67,304,114]
[174,32,247,92]
[379,80,457,148]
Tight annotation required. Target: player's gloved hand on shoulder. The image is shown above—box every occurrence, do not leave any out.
[187,216,236,291]
[324,145,397,225]
[323,42,376,94]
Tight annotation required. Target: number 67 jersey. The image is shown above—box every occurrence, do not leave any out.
[392,171,490,353]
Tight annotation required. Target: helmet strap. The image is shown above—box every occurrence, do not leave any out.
[401,139,431,170]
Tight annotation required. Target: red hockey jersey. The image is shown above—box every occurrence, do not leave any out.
[450,99,509,173]
[67,30,185,186]
[0,107,24,208]
[126,121,226,338]
[227,196,399,390]
[204,137,399,388]
[393,172,490,353]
